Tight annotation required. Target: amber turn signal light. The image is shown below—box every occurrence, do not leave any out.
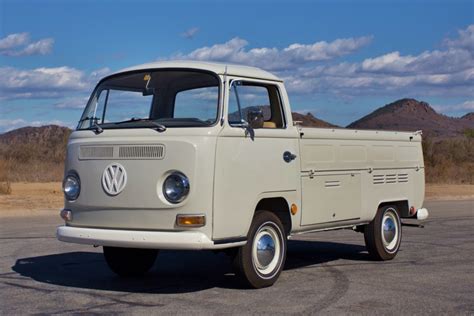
[291,204,298,215]
[176,214,206,227]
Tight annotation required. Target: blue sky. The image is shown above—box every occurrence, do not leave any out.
[0,0,473,132]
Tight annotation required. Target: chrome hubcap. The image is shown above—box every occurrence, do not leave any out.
[383,217,396,243]
[256,234,276,267]
[381,210,399,252]
[252,222,282,278]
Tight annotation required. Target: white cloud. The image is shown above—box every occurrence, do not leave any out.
[171,25,472,100]
[89,67,112,82]
[181,27,199,39]
[283,36,373,62]
[15,38,54,56]
[0,118,27,129]
[0,32,54,56]
[360,49,472,75]
[285,24,474,98]
[433,100,474,113]
[0,66,88,100]
[443,24,474,51]
[175,35,373,70]
[0,33,29,50]
[361,51,415,72]
[54,96,91,109]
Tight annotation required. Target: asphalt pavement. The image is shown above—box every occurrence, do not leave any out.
[0,200,473,314]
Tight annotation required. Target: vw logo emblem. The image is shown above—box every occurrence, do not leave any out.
[102,163,127,196]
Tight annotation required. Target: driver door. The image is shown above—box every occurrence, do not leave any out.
[212,79,300,240]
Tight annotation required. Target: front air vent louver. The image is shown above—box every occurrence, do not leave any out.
[373,173,409,185]
[79,146,114,159]
[118,145,165,159]
[79,144,165,160]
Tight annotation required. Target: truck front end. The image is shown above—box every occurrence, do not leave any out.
[56,67,230,254]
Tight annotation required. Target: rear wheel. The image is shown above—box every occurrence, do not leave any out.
[234,211,287,288]
[103,247,158,276]
[364,205,402,260]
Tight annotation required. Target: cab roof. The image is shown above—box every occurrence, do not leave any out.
[114,60,282,82]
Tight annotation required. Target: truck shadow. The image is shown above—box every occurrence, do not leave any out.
[11,240,368,293]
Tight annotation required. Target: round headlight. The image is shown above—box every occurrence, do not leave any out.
[63,173,80,201]
[163,172,190,204]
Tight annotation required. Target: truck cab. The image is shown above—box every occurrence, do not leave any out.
[57,61,428,288]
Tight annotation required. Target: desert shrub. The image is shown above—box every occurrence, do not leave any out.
[0,126,70,182]
[0,160,12,194]
[423,137,474,184]
[0,181,12,194]
[464,128,474,138]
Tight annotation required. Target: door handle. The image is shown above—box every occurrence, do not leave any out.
[283,151,297,163]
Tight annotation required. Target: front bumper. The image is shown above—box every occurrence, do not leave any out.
[56,226,246,250]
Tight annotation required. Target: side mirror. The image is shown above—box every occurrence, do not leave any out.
[247,108,264,129]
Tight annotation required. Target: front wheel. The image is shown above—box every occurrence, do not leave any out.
[103,247,158,276]
[234,211,287,288]
[364,205,402,260]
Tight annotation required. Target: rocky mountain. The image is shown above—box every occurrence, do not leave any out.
[0,125,71,163]
[291,112,339,128]
[347,98,474,137]
[461,112,474,122]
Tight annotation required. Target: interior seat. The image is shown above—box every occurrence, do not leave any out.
[263,121,277,128]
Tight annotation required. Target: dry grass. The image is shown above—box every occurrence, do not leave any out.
[0,160,12,195]
[425,184,474,201]
[423,137,474,184]
[0,125,69,183]
[1,159,64,182]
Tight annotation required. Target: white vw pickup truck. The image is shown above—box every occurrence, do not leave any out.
[57,61,428,288]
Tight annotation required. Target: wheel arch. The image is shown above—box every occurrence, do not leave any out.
[377,200,409,218]
[255,197,292,236]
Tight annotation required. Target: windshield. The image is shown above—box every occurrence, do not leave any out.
[78,69,220,130]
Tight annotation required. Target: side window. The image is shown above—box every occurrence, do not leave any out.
[228,84,243,124]
[228,81,285,128]
[78,90,108,129]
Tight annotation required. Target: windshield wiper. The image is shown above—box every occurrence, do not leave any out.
[115,118,166,132]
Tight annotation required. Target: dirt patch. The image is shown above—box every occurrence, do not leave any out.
[425,184,474,201]
[0,182,63,217]
[0,182,472,217]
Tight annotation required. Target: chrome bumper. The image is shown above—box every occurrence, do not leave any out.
[56,226,245,250]
[417,208,429,220]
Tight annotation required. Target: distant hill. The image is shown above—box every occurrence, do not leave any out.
[347,98,474,138]
[0,125,71,163]
[291,112,339,128]
[461,112,474,122]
